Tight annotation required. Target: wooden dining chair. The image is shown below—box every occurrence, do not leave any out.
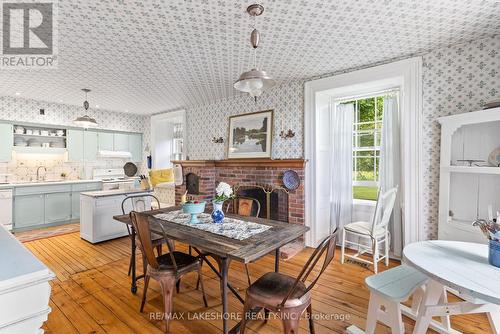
[121,194,167,293]
[239,229,338,334]
[130,211,208,333]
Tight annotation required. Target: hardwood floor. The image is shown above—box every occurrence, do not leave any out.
[23,233,490,333]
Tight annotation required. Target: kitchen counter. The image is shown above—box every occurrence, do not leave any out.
[81,188,152,198]
[0,226,54,332]
[0,179,101,189]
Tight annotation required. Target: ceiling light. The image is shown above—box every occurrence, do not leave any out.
[234,4,275,101]
[15,92,20,96]
[74,88,98,128]
[95,105,100,108]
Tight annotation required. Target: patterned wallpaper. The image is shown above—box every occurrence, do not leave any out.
[421,35,500,239]
[182,35,500,240]
[0,96,150,181]
[185,80,303,160]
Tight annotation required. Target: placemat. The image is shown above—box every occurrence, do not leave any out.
[153,210,271,240]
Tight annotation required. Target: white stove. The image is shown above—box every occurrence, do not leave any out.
[92,168,139,190]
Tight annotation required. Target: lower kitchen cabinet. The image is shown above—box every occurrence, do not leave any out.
[14,194,45,229]
[45,192,72,223]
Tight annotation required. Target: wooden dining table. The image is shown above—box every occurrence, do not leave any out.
[113,206,309,334]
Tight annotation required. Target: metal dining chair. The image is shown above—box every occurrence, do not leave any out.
[121,194,166,294]
[130,211,208,333]
[239,229,338,334]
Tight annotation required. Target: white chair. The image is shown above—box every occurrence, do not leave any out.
[341,187,398,273]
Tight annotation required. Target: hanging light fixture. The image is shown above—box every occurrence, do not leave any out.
[234,4,275,101]
[74,88,97,128]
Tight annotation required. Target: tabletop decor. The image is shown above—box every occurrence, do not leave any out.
[182,201,206,224]
[472,218,500,267]
[154,210,272,240]
[212,182,234,224]
[227,110,273,159]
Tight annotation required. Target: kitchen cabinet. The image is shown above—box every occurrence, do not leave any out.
[71,182,101,219]
[98,132,114,151]
[113,133,129,151]
[14,194,45,229]
[45,192,72,223]
[84,130,98,161]
[0,123,13,162]
[129,133,143,162]
[67,129,84,162]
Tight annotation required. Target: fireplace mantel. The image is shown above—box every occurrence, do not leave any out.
[172,158,307,168]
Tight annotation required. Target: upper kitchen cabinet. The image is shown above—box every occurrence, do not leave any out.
[0,123,13,162]
[67,129,84,162]
[113,133,129,151]
[129,133,142,162]
[98,132,114,151]
[84,130,98,161]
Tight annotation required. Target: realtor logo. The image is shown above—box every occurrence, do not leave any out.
[1,1,58,68]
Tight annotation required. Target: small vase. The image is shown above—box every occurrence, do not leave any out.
[211,201,225,224]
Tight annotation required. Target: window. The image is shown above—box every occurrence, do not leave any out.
[342,95,386,201]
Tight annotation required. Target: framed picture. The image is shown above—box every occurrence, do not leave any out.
[227,110,273,159]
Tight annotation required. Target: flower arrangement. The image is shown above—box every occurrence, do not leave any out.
[213,182,234,203]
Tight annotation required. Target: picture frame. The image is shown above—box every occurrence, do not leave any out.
[227,110,273,159]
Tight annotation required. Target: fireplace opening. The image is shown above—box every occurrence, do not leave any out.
[234,185,289,222]
[186,173,199,194]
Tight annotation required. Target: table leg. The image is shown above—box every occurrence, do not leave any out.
[413,279,447,334]
[275,248,280,272]
[219,257,230,334]
[487,311,500,334]
[130,226,138,294]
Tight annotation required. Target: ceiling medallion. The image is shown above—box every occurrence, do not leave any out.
[234,3,276,102]
[74,88,98,128]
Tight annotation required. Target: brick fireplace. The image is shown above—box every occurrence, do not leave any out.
[173,159,306,257]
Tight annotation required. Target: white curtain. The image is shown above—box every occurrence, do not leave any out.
[379,97,402,255]
[329,101,354,233]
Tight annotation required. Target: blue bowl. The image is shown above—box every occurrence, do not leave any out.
[182,201,206,224]
[489,240,500,268]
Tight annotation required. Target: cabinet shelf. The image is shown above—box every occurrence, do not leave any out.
[14,133,66,139]
[442,165,500,175]
[13,146,67,154]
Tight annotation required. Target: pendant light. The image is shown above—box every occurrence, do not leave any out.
[74,88,97,128]
[234,4,275,101]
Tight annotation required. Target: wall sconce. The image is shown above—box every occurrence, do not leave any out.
[279,129,295,139]
[212,136,224,144]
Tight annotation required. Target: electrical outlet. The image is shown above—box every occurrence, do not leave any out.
[39,108,45,115]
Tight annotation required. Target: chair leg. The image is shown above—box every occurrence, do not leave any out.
[365,292,380,334]
[244,264,252,286]
[158,275,176,334]
[196,259,203,290]
[176,279,181,294]
[263,308,270,324]
[281,310,301,334]
[372,238,379,274]
[387,302,404,334]
[142,253,147,276]
[197,264,208,308]
[128,253,133,276]
[140,275,150,312]
[340,228,346,264]
[189,245,192,256]
[156,244,162,256]
[307,304,315,334]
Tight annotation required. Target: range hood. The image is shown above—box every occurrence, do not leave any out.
[98,150,132,159]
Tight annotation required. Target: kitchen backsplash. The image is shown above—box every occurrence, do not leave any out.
[0,96,150,181]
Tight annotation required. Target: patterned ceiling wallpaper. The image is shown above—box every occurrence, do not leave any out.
[0,0,498,114]
[421,35,500,239]
[181,35,500,240]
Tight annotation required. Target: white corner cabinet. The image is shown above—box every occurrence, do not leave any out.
[438,107,500,243]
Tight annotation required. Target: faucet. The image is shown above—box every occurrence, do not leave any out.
[36,166,47,182]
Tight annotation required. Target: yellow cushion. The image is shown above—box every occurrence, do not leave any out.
[149,169,174,187]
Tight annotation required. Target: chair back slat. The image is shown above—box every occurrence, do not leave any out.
[370,187,398,234]
[130,212,160,269]
[121,194,161,215]
[278,229,337,308]
[225,196,260,217]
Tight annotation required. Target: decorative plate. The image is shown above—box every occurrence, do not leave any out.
[488,147,500,167]
[123,162,138,177]
[282,170,300,190]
